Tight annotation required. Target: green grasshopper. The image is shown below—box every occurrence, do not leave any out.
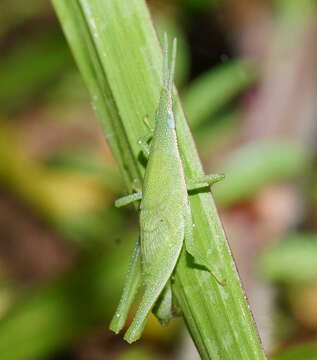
[109,34,224,343]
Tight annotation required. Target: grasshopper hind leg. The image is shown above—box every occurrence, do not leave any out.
[184,212,226,286]
[109,239,142,333]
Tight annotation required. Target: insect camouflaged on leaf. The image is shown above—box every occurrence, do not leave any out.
[109,34,225,344]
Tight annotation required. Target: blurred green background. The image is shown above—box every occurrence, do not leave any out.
[1,0,317,359]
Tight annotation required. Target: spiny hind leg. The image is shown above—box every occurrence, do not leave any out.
[109,238,142,333]
[187,173,225,191]
[124,272,170,343]
[184,213,226,286]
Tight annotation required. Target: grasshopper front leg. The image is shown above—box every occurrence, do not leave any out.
[114,129,155,208]
[138,132,153,159]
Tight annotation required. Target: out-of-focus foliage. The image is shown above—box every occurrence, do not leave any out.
[154,12,190,87]
[118,346,156,360]
[0,0,47,39]
[214,140,310,207]
[0,239,133,360]
[0,32,72,113]
[260,234,317,284]
[0,124,124,246]
[183,60,254,127]
[180,0,222,12]
[271,342,317,360]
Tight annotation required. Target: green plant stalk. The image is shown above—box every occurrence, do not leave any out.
[51,1,265,358]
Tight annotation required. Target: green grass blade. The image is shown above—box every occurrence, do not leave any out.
[51,1,266,359]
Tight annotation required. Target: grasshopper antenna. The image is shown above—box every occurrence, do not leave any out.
[163,32,169,89]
